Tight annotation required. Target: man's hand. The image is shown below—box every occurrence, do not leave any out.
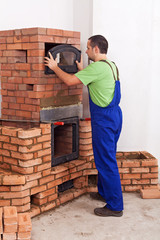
[76,54,83,71]
[44,52,57,71]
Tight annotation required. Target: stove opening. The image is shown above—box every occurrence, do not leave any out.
[51,117,79,167]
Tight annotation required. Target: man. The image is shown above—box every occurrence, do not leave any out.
[44,35,123,217]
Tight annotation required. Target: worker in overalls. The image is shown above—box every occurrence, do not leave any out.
[44,35,124,217]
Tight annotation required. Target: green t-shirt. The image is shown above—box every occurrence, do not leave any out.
[75,60,117,107]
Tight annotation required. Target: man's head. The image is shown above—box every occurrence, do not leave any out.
[86,35,108,61]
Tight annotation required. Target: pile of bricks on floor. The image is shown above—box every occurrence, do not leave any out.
[0,206,31,240]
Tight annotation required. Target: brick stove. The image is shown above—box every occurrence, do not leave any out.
[0,28,159,218]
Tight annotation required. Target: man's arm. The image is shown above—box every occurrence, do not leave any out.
[44,52,83,86]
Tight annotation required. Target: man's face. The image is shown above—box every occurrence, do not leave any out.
[86,40,95,61]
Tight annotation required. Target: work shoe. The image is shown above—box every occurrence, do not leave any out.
[94,205,123,217]
[90,192,106,203]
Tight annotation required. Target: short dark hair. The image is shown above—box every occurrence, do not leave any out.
[88,35,108,54]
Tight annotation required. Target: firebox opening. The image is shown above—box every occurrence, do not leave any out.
[88,175,98,186]
[58,180,74,194]
[51,117,79,167]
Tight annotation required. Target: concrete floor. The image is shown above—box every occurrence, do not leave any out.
[31,192,160,240]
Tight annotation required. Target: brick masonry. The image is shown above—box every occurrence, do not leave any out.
[0,206,32,240]
[0,120,159,217]
[0,27,83,121]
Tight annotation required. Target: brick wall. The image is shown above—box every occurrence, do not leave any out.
[0,27,83,121]
[0,120,158,217]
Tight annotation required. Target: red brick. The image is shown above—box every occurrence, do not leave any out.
[22,42,44,50]
[122,161,140,167]
[18,144,42,153]
[40,201,56,213]
[47,28,63,36]
[0,136,10,143]
[3,143,17,152]
[140,188,160,199]
[3,233,17,240]
[17,231,31,239]
[59,192,74,204]
[32,197,48,206]
[3,175,26,185]
[32,64,44,71]
[27,49,44,57]
[20,104,37,112]
[0,71,12,77]
[12,164,34,174]
[19,158,42,168]
[26,172,42,182]
[39,175,55,185]
[31,185,46,195]
[3,157,18,166]
[2,83,16,90]
[131,167,149,173]
[3,207,18,233]
[0,190,30,199]
[35,188,56,199]
[15,110,31,118]
[0,186,10,191]
[120,179,131,185]
[37,149,51,158]
[0,149,10,157]
[142,173,158,179]
[29,205,40,218]
[151,179,159,184]
[11,151,33,160]
[132,179,150,185]
[36,163,51,172]
[151,167,159,173]
[18,213,32,232]
[125,185,141,192]
[0,207,3,234]
[48,193,58,202]
[12,197,30,206]
[0,200,10,207]
[37,135,51,143]
[47,179,63,189]
[11,138,33,146]
[18,129,41,139]
[17,203,31,213]
[123,173,141,179]
[141,159,158,166]
[7,43,22,50]
[16,97,24,103]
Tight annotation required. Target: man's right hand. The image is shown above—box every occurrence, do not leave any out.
[76,54,83,71]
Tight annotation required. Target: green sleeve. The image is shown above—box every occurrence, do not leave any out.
[75,63,97,86]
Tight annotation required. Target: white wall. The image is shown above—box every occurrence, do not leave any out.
[93,0,160,161]
[0,0,74,30]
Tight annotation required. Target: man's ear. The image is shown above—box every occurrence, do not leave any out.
[94,45,99,54]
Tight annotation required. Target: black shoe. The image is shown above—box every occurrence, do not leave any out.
[94,205,123,217]
[90,192,106,203]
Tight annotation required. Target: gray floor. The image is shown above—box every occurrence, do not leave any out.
[31,192,160,240]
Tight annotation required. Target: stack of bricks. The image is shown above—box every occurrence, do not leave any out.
[0,120,159,217]
[0,27,82,122]
[0,206,32,240]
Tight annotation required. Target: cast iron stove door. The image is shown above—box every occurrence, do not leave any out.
[51,117,79,167]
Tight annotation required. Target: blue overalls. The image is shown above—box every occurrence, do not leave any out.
[89,61,124,211]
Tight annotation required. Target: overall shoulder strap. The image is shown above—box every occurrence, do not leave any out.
[100,60,119,81]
